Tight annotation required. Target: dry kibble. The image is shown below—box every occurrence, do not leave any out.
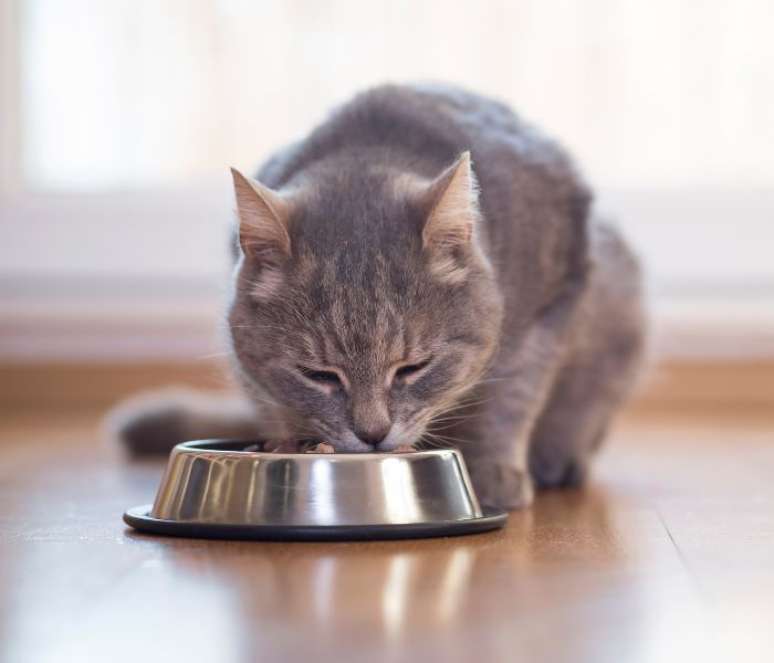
[248,439,415,454]
[304,441,335,454]
[264,439,336,453]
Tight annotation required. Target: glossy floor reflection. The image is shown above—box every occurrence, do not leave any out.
[1,409,773,662]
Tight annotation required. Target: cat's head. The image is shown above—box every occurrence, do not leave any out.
[227,153,503,451]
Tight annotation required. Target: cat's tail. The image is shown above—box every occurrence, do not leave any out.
[105,388,263,456]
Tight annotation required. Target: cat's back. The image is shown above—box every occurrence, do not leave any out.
[259,83,583,195]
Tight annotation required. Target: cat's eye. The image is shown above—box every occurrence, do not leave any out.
[394,358,432,381]
[298,366,343,387]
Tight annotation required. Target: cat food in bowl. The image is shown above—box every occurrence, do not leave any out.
[124,439,507,541]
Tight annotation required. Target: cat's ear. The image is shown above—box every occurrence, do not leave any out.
[421,152,483,283]
[231,168,292,261]
[231,168,294,300]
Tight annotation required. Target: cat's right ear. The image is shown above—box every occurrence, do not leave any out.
[230,168,292,262]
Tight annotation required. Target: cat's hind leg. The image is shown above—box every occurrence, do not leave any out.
[528,223,645,489]
[527,353,636,489]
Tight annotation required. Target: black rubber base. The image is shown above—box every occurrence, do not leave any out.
[124,505,508,542]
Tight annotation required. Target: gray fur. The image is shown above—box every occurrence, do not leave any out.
[113,83,644,508]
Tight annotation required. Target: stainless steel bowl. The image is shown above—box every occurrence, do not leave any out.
[124,440,507,541]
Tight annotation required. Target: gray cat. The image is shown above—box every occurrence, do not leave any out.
[114,83,645,508]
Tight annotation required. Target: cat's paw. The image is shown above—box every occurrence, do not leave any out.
[467,460,534,510]
[531,454,589,489]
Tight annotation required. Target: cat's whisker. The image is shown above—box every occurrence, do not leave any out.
[430,433,470,448]
[425,425,470,439]
[421,432,464,449]
[418,435,451,450]
[428,412,484,424]
[475,376,510,384]
[244,394,282,408]
[431,401,486,416]
[195,351,232,360]
[449,399,493,412]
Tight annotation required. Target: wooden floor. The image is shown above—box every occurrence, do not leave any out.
[1,407,773,662]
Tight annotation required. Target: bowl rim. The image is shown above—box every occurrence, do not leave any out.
[172,438,462,460]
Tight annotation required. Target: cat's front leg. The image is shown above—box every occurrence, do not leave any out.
[463,383,543,509]
[461,286,586,509]
[465,452,535,510]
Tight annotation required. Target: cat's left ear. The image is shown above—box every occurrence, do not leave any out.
[420,151,484,283]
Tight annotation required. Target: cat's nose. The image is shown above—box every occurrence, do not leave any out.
[354,426,391,449]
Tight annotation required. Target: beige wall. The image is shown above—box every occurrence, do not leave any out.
[1,0,773,361]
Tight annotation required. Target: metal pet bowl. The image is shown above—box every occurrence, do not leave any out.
[124,440,507,541]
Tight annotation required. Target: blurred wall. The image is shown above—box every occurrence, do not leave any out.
[1,0,773,361]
